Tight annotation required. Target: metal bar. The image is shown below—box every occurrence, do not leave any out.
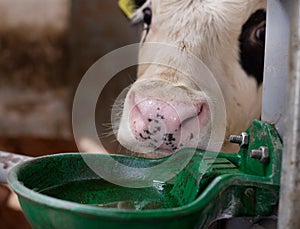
[262,0,291,138]
[278,0,300,228]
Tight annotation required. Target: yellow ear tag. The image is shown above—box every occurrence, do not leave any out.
[118,0,137,19]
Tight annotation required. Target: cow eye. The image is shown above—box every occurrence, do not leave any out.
[143,7,152,26]
[239,9,266,85]
[255,23,265,43]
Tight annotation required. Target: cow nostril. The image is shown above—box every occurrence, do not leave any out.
[197,103,209,126]
[179,103,207,129]
[198,104,204,115]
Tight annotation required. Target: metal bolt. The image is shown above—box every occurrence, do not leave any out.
[229,132,249,147]
[244,188,255,197]
[250,146,269,163]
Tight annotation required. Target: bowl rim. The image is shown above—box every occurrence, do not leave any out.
[8,153,272,220]
[7,153,207,219]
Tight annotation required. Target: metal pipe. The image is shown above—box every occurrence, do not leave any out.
[262,0,290,138]
[278,0,300,228]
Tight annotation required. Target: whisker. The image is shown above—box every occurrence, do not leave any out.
[126,71,136,84]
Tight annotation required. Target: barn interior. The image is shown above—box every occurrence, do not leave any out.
[0,0,138,228]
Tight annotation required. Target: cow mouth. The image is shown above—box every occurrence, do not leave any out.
[155,103,209,154]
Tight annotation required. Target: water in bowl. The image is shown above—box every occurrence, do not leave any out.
[40,179,177,210]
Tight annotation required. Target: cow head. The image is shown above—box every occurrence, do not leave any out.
[117,0,266,157]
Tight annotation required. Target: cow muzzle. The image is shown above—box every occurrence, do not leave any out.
[119,86,210,155]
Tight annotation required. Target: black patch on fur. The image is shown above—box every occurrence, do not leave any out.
[239,9,266,85]
[143,7,152,26]
[135,0,147,7]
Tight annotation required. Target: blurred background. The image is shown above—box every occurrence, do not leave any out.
[0,0,138,228]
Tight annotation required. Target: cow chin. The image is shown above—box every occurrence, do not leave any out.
[117,79,213,158]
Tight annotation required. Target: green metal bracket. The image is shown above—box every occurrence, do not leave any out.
[162,120,282,227]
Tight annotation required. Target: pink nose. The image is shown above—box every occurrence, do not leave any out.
[129,94,208,152]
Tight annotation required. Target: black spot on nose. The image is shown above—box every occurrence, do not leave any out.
[156,114,165,119]
[189,133,194,140]
[135,0,147,7]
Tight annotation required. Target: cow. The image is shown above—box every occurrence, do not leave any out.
[117,0,266,157]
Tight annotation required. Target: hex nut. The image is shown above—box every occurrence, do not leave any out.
[259,146,269,163]
[229,132,249,147]
[250,146,269,163]
[240,132,249,147]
